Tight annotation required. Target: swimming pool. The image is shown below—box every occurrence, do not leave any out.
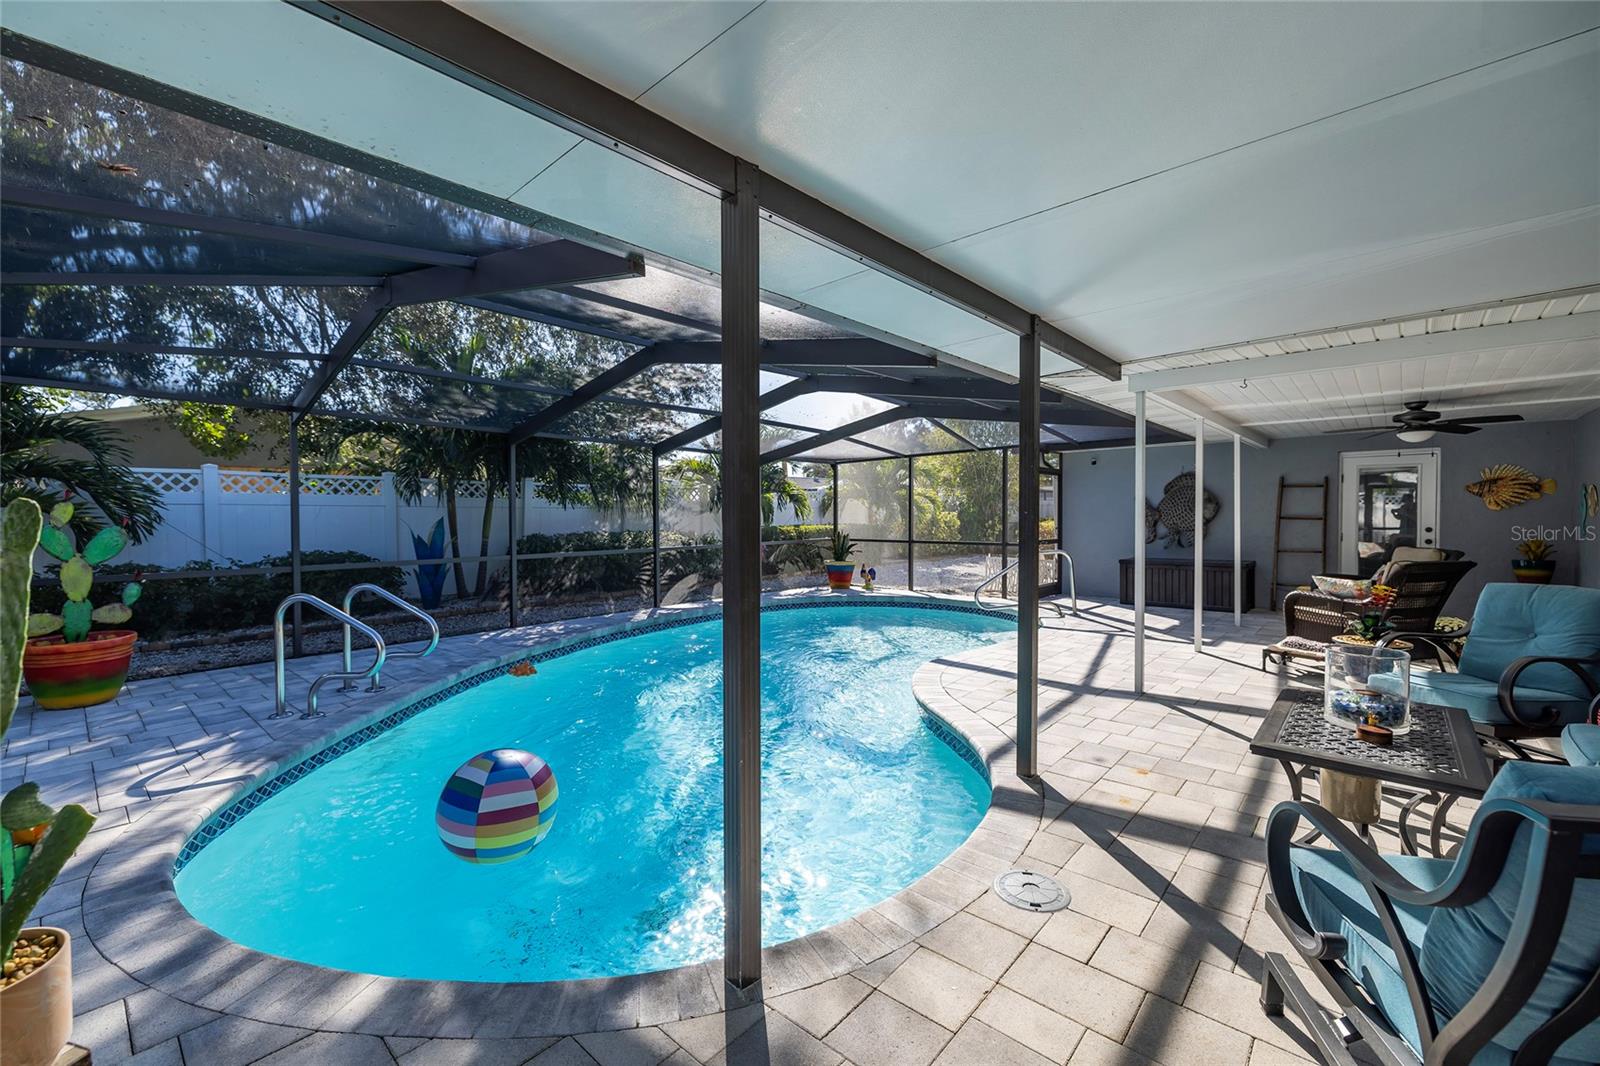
[175,602,1011,982]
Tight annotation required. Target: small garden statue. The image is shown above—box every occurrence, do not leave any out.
[861,566,877,591]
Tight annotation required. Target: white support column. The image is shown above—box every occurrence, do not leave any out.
[1133,392,1147,695]
[1233,435,1242,627]
[1194,416,1205,652]
[200,463,222,562]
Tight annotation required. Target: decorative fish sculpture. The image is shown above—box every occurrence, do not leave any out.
[1464,465,1556,511]
[1154,472,1219,548]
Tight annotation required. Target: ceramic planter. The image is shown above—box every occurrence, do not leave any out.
[0,929,73,1066]
[824,561,856,590]
[1511,561,1556,585]
[22,630,136,709]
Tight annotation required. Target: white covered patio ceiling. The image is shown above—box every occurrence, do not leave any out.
[3,2,1594,393]
[1071,288,1600,441]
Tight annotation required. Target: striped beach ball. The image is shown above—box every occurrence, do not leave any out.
[435,749,558,864]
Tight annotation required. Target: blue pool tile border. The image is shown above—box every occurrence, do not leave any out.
[174,596,1010,873]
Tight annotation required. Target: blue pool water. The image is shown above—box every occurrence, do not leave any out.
[175,605,1010,982]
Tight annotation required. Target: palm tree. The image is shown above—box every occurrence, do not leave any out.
[668,454,812,524]
[0,386,163,542]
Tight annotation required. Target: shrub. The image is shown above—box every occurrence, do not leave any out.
[30,551,403,638]
[515,530,721,600]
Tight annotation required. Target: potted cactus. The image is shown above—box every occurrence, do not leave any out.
[2,499,98,1066]
[824,530,858,590]
[23,501,142,710]
[1512,539,1557,584]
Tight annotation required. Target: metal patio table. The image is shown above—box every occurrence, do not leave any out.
[1250,686,1493,857]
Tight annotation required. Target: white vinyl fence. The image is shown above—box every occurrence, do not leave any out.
[122,465,821,599]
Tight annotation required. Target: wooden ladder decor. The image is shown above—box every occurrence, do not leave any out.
[1270,475,1329,609]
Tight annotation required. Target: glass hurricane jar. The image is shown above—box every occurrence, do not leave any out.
[1324,645,1412,734]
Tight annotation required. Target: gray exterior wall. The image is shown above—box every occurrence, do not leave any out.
[1059,419,1585,616]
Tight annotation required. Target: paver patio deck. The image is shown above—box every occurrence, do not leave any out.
[10,592,1460,1065]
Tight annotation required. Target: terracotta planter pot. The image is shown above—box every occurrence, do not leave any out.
[23,630,136,710]
[824,562,856,590]
[1511,562,1556,585]
[0,929,73,1066]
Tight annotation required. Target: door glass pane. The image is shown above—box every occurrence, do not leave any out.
[1354,467,1420,577]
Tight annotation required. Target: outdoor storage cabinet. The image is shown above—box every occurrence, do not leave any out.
[1119,558,1256,612]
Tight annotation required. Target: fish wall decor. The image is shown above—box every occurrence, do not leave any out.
[1464,465,1556,511]
[1150,472,1219,548]
[1580,483,1599,527]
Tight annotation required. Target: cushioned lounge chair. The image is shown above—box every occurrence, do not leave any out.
[1260,760,1600,1066]
[1374,584,1600,757]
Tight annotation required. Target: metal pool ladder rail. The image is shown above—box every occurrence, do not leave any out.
[271,594,386,720]
[974,549,1078,617]
[339,583,440,692]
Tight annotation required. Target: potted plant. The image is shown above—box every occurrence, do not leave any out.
[23,501,143,710]
[1512,539,1557,584]
[2,499,98,1066]
[824,530,858,590]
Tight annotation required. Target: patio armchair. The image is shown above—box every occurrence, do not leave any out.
[1281,557,1475,661]
[1375,584,1600,755]
[1559,694,1600,767]
[1259,760,1600,1066]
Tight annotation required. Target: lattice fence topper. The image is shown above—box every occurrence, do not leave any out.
[1148,471,1219,549]
[300,474,382,496]
[414,478,490,500]
[218,471,288,495]
[136,469,202,495]
[216,471,383,496]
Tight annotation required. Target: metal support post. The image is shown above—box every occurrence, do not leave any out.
[1233,434,1243,626]
[288,420,303,657]
[1017,322,1041,779]
[508,441,520,628]
[721,158,763,993]
[651,457,662,609]
[1000,447,1010,600]
[906,458,915,590]
[1133,393,1147,694]
[1194,417,1205,652]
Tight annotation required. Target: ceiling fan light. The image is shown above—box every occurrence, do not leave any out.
[1396,429,1436,443]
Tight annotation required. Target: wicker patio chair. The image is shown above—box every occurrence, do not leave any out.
[1279,559,1475,664]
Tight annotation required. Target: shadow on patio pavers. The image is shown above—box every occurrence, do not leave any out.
[1027,779,1320,1060]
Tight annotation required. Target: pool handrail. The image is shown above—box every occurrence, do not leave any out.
[271,593,386,720]
[338,583,440,692]
[974,549,1078,617]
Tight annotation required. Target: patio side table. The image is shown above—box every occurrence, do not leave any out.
[1249,686,1493,857]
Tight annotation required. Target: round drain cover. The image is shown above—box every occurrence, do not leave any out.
[993,869,1070,912]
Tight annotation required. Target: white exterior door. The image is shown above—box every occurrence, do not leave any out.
[1339,449,1442,576]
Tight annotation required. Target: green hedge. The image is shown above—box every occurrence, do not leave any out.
[515,530,720,599]
[31,551,404,639]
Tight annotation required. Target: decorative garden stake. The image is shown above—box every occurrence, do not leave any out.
[1,498,98,1066]
[22,502,142,709]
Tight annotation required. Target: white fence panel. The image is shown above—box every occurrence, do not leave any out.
[117,468,831,598]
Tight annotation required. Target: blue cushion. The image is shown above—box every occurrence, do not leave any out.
[1563,723,1600,767]
[1457,584,1600,699]
[1420,762,1600,1064]
[1289,847,1450,1055]
[1389,669,1593,728]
